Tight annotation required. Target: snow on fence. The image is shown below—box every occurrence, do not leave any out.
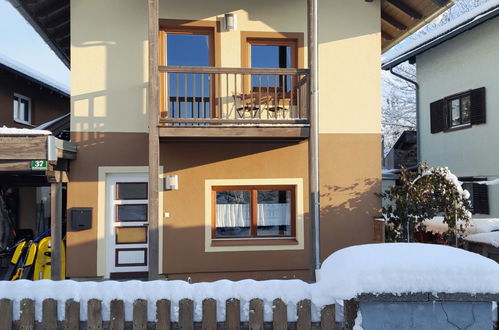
[0,297,355,329]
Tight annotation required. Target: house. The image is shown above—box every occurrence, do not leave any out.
[10,0,453,281]
[383,130,417,170]
[0,53,73,279]
[0,53,69,132]
[383,1,499,219]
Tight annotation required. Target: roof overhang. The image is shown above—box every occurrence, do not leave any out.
[380,0,454,53]
[8,0,70,68]
[382,3,499,70]
[9,0,452,68]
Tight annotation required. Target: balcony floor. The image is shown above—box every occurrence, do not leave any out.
[158,124,309,141]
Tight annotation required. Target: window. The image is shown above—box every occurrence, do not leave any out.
[13,93,31,124]
[430,87,485,133]
[448,94,471,127]
[212,185,295,239]
[460,177,489,215]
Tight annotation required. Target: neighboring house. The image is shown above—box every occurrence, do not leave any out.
[383,2,499,218]
[383,130,417,170]
[0,53,69,131]
[12,0,452,281]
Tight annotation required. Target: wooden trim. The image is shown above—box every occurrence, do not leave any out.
[240,31,305,69]
[115,248,148,267]
[211,238,299,247]
[159,19,220,115]
[159,118,308,124]
[159,66,309,75]
[158,126,310,139]
[211,185,296,240]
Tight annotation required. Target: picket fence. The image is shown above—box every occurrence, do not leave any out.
[0,297,358,330]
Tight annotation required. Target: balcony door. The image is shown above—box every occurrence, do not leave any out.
[160,25,214,120]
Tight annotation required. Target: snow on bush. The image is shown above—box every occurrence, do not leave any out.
[314,243,499,302]
[380,164,472,243]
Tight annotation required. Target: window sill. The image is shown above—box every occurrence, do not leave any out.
[13,119,34,127]
[445,123,472,132]
[211,237,298,247]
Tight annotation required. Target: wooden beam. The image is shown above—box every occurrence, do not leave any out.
[0,136,47,160]
[385,0,423,20]
[147,0,160,281]
[381,12,408,31]
[0,161,32,171]
[50,180,62,280]
[382,31,394,40]
[159,118,308,125]
[159,126,309,138]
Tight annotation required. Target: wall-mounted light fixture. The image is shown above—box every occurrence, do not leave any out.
[165,175,178,190]
[224,13,237,31]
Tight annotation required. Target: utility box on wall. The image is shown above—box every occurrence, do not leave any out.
[70,208,92,231]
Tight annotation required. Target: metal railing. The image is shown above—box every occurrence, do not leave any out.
[158,66,310,125]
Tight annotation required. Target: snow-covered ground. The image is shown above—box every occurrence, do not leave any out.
[1,243,499,322]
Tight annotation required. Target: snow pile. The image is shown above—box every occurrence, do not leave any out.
[0,126,51,136]
[0,279,318,322]
[383,0,499,65]
[473,218,499,233]
[314,243,499,302]
[465,232,499,247]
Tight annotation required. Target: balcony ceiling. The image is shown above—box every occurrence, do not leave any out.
[9,0,452,67]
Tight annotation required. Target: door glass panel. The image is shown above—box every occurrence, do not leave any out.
[116,226,147,244]
[116,204,147,222]
[215,191,251,237]
[167,33,211,120]
[257,190,292,236]
[116,182,147,200]
[251,45,292,90]
[461,95,471,124]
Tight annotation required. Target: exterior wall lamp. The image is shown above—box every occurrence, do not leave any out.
[224,13,237,31]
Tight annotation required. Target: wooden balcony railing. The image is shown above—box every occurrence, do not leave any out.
[158,66,310,126]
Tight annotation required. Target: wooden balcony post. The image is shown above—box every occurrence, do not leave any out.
[148,0,160,280]
[50,178,62,280]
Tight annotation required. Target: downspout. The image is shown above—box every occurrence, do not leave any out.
[308,0,320,280]
[389,67,421,163]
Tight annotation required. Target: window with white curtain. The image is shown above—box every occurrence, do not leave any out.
[213,185,295,238]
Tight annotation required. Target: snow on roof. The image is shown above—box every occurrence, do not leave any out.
[0,52,69,96]
[35,113,70,130]
[382,0,499,69]
[465,232,499,247]
[315,243,499,301]
[0,126,51,136]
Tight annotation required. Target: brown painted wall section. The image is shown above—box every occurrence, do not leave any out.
[66,132,381,281]
[0,70,68,127]
[318,133,381,260]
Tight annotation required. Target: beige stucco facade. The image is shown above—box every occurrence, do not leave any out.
[417,17,499,217]
[69,0,382,280]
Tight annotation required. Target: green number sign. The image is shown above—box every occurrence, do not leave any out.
[31,160,47,170]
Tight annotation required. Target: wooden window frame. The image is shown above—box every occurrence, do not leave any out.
[211,185,296,239]
[445,91,471,129]
[13,93,31,125]
[159,20,220,116]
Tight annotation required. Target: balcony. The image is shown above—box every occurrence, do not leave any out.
[158,66,310,140]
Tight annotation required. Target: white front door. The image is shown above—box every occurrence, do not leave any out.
[106,173,149,277]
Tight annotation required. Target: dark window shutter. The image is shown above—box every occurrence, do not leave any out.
[430,99,445,133]
[473,182,489,214]
[470,87,486,125]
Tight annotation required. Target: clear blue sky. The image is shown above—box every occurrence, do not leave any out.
[0,0,69,87]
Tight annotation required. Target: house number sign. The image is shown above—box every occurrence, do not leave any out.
[31,160,48,170]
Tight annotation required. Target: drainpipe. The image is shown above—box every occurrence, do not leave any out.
[389,67,421,163]
[308,0,320,280]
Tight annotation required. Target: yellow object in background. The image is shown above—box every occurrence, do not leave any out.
[33,237,66,280]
